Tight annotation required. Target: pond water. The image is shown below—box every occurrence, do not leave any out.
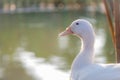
[0,11,115,80]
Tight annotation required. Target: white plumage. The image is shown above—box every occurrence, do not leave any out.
[59,19,120,80]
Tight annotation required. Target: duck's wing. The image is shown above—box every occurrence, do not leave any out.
[77,64,120,80]
[93,64,120,80]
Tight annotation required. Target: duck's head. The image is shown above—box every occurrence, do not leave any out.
[59,19,94,38]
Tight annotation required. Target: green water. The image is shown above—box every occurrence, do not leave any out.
[0,11,115,80]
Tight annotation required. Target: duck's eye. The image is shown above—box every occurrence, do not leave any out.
[76,23,79,25]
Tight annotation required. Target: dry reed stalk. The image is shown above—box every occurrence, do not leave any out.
[114,0,120,63]
[103,0,115,46]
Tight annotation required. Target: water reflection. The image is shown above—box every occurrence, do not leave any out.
[15,47,70,80]
[95,29,106,63]
[58,36,69,50]
[0,67,4,79]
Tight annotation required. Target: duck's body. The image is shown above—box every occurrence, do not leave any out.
[59,19,120,80]
[72,63,120,80]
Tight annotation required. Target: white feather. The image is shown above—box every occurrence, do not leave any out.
[66,19,120,80]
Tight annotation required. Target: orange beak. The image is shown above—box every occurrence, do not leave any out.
[59,27,73,36]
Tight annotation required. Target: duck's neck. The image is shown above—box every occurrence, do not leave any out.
[71,34,95,71]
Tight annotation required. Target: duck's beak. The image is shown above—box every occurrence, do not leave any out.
[59,27,73,36]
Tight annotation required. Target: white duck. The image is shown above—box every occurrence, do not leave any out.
[59,19,120,80]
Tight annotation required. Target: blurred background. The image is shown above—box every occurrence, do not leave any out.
[0,0,115,80]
